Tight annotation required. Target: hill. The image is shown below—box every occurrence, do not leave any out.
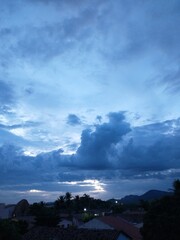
[120,190,172,205]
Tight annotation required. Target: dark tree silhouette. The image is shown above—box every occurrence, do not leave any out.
[54,195,65,210]
[141,179,180,240]
[54,192,112,214]
[0,219,21,240]
[30,202,59,227]
[74,195,80,212]
[64,192,72,202]
[173,179,180,196]
[64,192,72,212]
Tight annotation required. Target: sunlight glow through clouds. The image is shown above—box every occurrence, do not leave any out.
[28,189,51,198]
[29,189,45,193]
[82,180,106,193]
[60,179,106,193]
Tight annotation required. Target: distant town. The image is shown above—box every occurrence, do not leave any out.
[1,180,179,240]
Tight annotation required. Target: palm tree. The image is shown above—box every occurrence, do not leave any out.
[64,192,72,202]
[59,195,65,203]
[75,195,80,201]
[64,192,72,212]
[81,194,91,210]
[54,195,65,210]
[74,195,80,212]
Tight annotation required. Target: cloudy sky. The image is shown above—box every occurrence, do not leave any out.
[0,0,180,203]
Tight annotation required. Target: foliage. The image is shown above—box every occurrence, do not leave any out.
[64,192,72,202]
[16,220,28,234]
[173,179,180,196]
[29,201,45,215]
[54,193,72,211]
[30,202,60,227]
[82,213,94,223]
[111,202,124,213]
[141,179,180,240]
[0,219,21,240]
[139,199,150,211]
[35,208,59,227]
[54,192,111,213]
[54,195,65,210]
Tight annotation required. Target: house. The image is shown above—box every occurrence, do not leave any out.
[120,210,145,224]
[58,219,73,228]
[79,216,142,240]
[79,217,114,230]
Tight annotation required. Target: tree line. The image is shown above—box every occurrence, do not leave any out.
[141,179,180,240]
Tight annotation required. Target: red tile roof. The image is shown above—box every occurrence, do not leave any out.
[98,216,142,240]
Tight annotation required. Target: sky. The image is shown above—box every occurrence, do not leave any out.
[0,0,180,204]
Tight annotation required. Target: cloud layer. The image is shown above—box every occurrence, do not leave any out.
[0,112,179,202]
[0,0,180,202]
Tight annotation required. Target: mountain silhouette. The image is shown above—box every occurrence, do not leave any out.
[120,190,172,204]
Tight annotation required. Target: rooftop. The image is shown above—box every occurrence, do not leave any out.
[22,227,120,240]
[99,216,142,240]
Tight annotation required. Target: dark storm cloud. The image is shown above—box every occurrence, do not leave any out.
[0,145,27,172]
[0,147,60,181]
[0,112,131,187]
[34,149,71,170]
[119,134,180,172]
[131,119,180,147]
[67,114,82,126]
[0,113,180,193]
[72,116,180,174]
[75,112,131,169]
[115,118,180,173]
